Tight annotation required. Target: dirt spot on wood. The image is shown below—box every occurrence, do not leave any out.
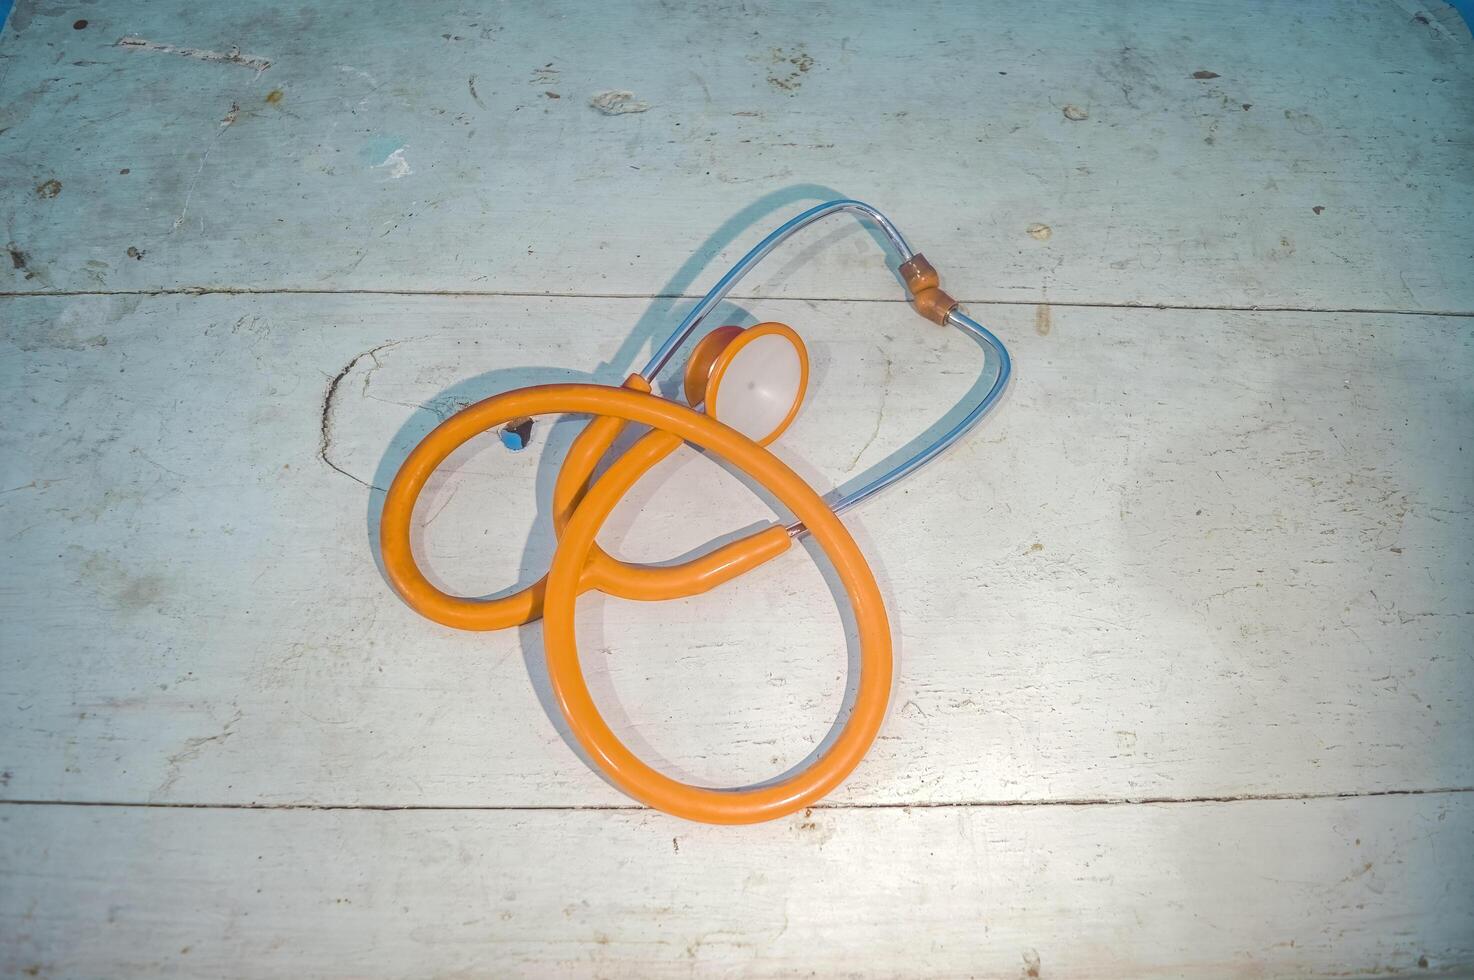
[1023,948,1041,978]
[265,88,283,104]
[11,321,108,351]
[116,573,167,612]
[1034,305,1052,335]
[1312,205,1325,215]
[792,807,835,845]
[1283,108,1322,135]
[1192,70,1220,79]
[127,245,146,260]
[767,46,813,92]
[7,243,32,278]
[36,179,62,198]
[1027,223,1052,241]
[1062,104,1088,121]
[589,90,650,115]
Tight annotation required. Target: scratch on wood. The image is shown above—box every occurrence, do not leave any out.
[155,709,243,797]
[2,480,58,495]
[115,37,272,72]
[847,352,894,472]
[422,481,461,527]
[174,103,240,231]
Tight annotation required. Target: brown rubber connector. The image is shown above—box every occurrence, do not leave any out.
[898,252,958,325]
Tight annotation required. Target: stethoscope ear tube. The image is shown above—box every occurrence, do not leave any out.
[637,199,1011,526]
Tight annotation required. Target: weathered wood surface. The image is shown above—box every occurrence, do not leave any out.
[2,294,1468,808]
[2,0,1472,311]
[4,0,1473,976]
[3,794,1471,979]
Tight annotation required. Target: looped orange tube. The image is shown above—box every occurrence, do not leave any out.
[381,375,793,632]
[381,382,892,824]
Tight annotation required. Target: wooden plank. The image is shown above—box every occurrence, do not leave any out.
[2,794,1471,978]
[2,293,1469,807]
[2,0,1471,311]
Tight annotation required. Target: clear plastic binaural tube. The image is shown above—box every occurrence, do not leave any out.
[639,199,1011,531]
[813,306,1011,527]
[639,199,911,381]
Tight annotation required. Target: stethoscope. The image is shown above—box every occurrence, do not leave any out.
[380,200,1012,824]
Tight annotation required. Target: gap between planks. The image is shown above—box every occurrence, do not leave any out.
[3,785,1472,814]
[2,287,1473,319]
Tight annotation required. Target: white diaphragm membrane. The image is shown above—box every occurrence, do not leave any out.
[710,331,804,444]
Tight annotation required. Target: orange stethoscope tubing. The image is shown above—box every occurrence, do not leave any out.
[380,327,806,633]
[380,381,891,824]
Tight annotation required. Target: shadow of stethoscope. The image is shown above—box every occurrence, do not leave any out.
[363,182,1009,796]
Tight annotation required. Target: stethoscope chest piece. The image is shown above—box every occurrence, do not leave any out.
[684,321,808,446]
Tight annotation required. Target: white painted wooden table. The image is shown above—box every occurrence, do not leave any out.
[2,1,1471,977]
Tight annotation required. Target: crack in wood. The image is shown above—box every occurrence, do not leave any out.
[4,785,1471,813]
[318,341,400,491]
[3,288,1472,319]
